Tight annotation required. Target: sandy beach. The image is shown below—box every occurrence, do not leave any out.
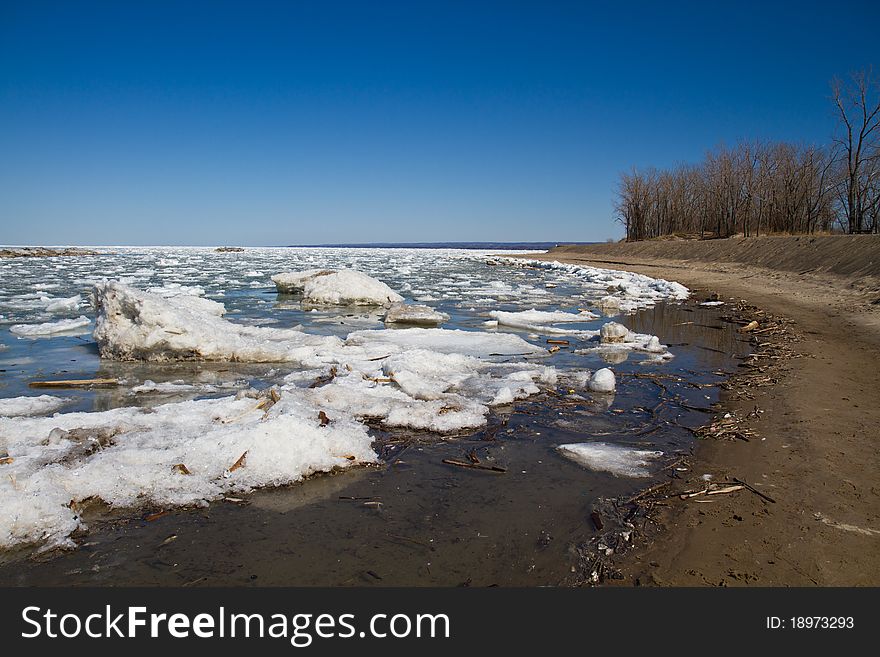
[515,235,880,586]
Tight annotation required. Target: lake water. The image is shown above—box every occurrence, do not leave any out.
[0,247,748,584]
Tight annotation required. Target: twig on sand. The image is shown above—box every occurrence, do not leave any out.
[733,477,776,504]
[625,481,671,505]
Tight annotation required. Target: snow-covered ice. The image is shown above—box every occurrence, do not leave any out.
[0,391,377,550]
[588,368,616,393]
[497,257,689,312]
[600,321,629,343]
[0,246,693,551]
[0,395,68,417]
[93,281,340,363]
[273,269,403,306]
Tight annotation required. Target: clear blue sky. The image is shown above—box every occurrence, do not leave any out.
[1,1,878,246]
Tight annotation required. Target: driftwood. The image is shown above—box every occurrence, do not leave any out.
[228,451,248,473]
[442,458,506,473]
[30,378,119,388]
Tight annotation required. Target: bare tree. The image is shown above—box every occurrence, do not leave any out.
[832,68,880,233]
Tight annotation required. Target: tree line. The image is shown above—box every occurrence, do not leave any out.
[616,69,880,240]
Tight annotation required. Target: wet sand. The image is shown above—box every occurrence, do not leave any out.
[516,237,880,586]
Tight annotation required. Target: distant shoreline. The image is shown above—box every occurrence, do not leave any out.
[284,241,599,250]
[0,242,599,252]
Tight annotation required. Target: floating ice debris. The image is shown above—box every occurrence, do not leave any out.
[9,316,91,337]
[345,327,544,357]
[488,308,598,334]
[308,350,553,433]
[146,283,207,298]
[93,281,339,363]
[491,387,515,405]
[0,395,68,417]
[595,295,621,315]
[273,269,403,306]
[45,294,82,313]
[383,302,449,326]
[575,322,672,359]
[498,258,689,312]
[557,442,663,477]
[600,321,628,343]
[588,368,616,393]
[700,301,725,306]
[0,391,377,550]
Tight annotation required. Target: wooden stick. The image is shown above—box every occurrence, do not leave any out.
[706,484,745,495]
[733,477,776,503]
[30,378,119,388]
[442,458,506,473]
[625,481,670,504]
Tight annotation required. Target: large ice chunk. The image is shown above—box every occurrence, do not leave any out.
[0,391,377,550]
[0,395,68,417]
[92,281,340,363]
[273,269,404,306]
[271,269,336,293]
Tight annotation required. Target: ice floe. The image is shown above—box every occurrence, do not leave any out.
[0,395,69,417]
[383,303,449,326]
[0,247,693,552]
[45,294,83,313]
[0,390,377,550]
[273,269,403,306]
[557,442,663,477]
[497,257,689,312]
[488,308,598,334]
[345,327,544,357]
[9,315,91,337]
[575,322,672,360]
[93,281,340,363]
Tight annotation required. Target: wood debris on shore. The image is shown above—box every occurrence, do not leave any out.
[566,295,798,586]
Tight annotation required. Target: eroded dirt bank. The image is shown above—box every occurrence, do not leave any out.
[516,236,880,586]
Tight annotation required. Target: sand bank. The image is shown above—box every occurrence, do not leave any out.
[514,235,880,586]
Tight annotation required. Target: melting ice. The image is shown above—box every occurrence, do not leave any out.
[0,247,689,550]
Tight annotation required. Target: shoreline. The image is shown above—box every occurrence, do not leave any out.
[511,236,880,586]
